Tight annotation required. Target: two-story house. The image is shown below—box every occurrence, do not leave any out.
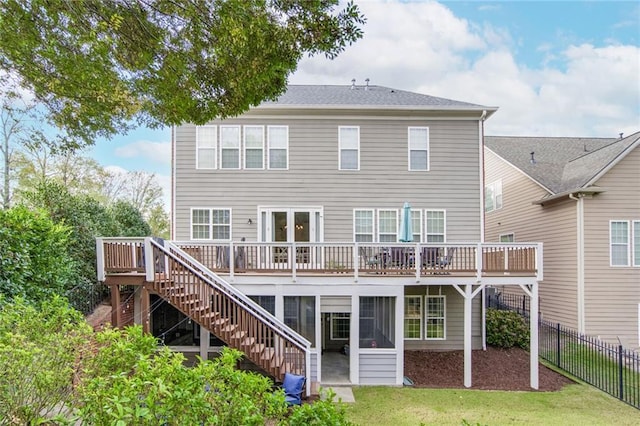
[485,133,640,348]
[97,84,542,392]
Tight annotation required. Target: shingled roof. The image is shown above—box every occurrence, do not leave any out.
[485,132,640,196]
[260,84,496,113]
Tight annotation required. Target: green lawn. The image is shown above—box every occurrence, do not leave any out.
[345,384,640,425]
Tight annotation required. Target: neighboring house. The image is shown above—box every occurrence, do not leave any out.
[485,133,640,348]
[97,84,542,391]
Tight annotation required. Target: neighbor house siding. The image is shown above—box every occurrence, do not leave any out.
[583,146,640,346]
[484,149,579,329]
[174,112,482,243]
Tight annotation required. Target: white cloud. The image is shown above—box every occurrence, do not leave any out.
[114,140,171,165]
[291,1,640,137]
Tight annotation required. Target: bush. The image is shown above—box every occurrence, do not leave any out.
[486,308,529,349]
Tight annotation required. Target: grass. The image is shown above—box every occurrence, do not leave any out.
[345,384,640,425]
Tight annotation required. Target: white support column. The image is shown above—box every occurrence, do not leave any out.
[144,237,155,282]
[464,284,473,388]
[96,238,105,282]
[200,326,210,361]
[530,283,539,389]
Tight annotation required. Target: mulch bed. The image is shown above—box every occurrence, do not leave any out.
[404,347,575,391]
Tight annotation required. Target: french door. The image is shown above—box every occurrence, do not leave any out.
[259,207,323,266]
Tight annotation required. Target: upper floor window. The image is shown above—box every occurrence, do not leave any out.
[425,210,446,243]
[408,127,429,171]
[610,220,630,266]
[244,126,264,169]
[268,126,289,169]
[339,126,359,170]
[196,125,217,169]
[191,208,231,240]
[220,126,240,169]
[485,180,503,212]
[354,209,374,242]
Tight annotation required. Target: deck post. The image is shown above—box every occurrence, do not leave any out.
[96,238,105,281]
[530,282,539,389]
[141,285,150,334]
[111,284,121,328]
[144,238,155,282]
[464,283,472,388]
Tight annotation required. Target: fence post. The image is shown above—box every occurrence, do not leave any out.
[618,345,624,401]
[556,322,561,367]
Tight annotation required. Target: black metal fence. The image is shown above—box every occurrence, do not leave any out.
[487,292,640,410]
[66,281,110,315]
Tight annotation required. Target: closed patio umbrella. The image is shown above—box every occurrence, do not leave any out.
[399,202,413,243]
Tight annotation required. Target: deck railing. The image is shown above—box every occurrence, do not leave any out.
[98,240,542,281]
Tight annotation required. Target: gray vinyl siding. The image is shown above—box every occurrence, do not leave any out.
[174,113,482,242]
[404,286,482,350]
[583,146,640,346]
[321,296,352,313]
[484,149,579,329]
[310,352,318,383]
[358,352,397,385]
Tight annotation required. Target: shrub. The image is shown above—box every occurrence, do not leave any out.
[486,308,529,349]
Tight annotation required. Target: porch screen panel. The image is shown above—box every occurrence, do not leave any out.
[284,296,316,346]
[359,297,395,348]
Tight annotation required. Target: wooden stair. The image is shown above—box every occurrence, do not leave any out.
[147,241,309,383]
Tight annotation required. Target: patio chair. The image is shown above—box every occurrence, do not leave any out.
[282,372,306,406]
[421,247,440,268]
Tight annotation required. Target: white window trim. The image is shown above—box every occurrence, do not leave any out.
[267,125,289,170]
[353,209,375,242]
[219,125,241,169]
[339,126,360,171]
[377,208,399,242]
[610,220,631,267]
[330,313,350,340]
[196,125,217,170]
[499,233,515,243]
[243,125,265,170]
[485,180,503,212]
[634,220,640,267]
[425,295,446,340]
[411,209,423,243]
[425,209,446,243]
[190,207,232,241]
[404,295,423,340]
[408,126,430,171]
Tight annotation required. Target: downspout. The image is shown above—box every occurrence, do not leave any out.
[478,110,487,350]
[569,193,585,334]
[171,125,176,239]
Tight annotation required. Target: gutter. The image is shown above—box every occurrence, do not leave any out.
[569,193,586,334]
[533,186,605,206]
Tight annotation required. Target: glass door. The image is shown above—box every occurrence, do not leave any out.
[259,207,322,267]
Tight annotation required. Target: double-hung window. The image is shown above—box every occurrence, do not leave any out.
[411,210,422,243]
[244,126,264,169]
[634,221,640,267]
[191,208,231,240]
[267,126,288,169]
[354,209,374,242]
[196,125,217,169]
[425,295,446,339]
[408,127,429,171]
[485,180,503,212]
[425,210,446,243]
[339,126,359,170]
[404,296,422,339]
[610,221,630,266]
[220,126,240,169]
[378,209,398,242]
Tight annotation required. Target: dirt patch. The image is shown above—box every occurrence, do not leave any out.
[85,302,112,330]
[404,347,574,391]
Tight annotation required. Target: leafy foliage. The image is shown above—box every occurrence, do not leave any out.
[0,0,365,143]
[0,296,92,425]
[285,389,353,426]
[0,206,75,302]
[486,308,530,349]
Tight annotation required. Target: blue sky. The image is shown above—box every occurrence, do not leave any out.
[87,0,640,209]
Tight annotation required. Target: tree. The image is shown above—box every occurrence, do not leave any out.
[0,206,77,303]
[0,0,365,144]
